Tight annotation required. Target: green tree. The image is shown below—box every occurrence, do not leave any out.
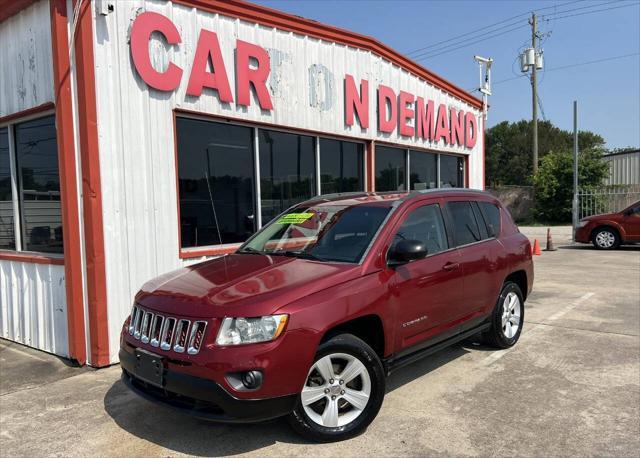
[486,120,605,186]
[532,147,609,222]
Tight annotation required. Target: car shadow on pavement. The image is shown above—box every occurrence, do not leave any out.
[104,344,472,453]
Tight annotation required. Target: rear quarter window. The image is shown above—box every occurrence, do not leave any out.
[480,202,501,237]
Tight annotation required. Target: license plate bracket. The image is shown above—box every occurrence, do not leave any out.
[134,348,164,387]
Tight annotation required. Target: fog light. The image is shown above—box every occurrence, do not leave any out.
[241,370,263,389]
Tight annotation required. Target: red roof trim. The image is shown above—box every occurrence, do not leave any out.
[171,0,483,109]
[0,0,39,22]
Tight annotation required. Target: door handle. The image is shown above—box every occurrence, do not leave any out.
[442,262,459,271]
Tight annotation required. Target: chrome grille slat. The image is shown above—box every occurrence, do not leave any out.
[140,311,153,343]
[128,305,207,354]
[149,314,164,347]
[187,321,207,355]
[160,317,177,351]
[173,319,190,353]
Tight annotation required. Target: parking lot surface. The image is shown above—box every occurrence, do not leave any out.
[1,227,639,457]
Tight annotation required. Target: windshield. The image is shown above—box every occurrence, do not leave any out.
[238,204,391,263]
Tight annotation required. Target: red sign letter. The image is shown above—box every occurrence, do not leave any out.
[186,30,233,102]
[398,91,415,137]
[434,104,450,145]
[345,75,369,129]
[465,112,478,148]
[416,97,434,141]
[130,12,183,91]
[236,40,273,110]
[378,85,397,133]
[450,108,465,147]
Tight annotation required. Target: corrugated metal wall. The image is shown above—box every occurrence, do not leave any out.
[0,259,69,357]
[603,151,640,185]
[0,1,68,357]
[0,0,54,116]
[91,0,485,362]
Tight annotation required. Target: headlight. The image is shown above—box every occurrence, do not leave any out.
[216,315,288,346]
[576,220,589,228]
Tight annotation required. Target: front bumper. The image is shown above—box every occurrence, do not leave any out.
[119,348,297,423]
[574,224,592,243]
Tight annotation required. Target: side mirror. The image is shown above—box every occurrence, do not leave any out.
[388,239,428,266]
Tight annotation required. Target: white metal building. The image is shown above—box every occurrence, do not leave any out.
[0,0,485,366]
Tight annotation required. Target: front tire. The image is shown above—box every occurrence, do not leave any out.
[592,227,620,250]
[287,334,385,442]
[483,281,524,349]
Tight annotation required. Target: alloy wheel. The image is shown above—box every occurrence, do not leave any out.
[501,291,521,339]
[301,352,371,428]
[595,230,615,248]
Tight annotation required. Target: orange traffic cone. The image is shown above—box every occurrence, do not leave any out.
[532,239,541,256]
[545,228,557,251]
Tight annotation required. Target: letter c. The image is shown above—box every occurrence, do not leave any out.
[130,12,183,91]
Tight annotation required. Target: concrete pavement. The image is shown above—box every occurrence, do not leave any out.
[1,232,638,457]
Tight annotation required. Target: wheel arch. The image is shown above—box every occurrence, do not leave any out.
[590,223,624,242]
[504,270,528,301]
[320,314,386,358]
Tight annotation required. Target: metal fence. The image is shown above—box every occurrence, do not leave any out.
[577,186,640,219]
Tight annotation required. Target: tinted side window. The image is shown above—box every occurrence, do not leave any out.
[471,202,489,240]
[393,204,448,255]
[480,202,501,237]
[447,201,481,246]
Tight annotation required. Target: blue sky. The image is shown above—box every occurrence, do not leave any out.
[254,0,640,149]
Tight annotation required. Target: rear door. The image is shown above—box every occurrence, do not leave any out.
[388,201,464,351]
[444,200,502,318]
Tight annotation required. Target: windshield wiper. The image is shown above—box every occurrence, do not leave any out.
[278,250,329,262]
[237,246,265,255]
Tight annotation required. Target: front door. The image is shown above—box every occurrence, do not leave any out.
[622,203,640,241]
[387,202,464,352]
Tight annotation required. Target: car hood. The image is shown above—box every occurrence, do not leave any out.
[135,254,361,318]
[583,212,619,221]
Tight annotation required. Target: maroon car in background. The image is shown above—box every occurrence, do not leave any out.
[120,189,533,442]
[575,201,640,249]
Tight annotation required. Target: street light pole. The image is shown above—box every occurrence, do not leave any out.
[572,101,579,242]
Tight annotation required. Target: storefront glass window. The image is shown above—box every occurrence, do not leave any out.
[15,116,63,253]
[440,155,464,188]
[409,150,437,191]
[320,139,364,194]
[375,146,406,192]
[0,127,14,250]
[259,129,316,224]
[177,118,255,247]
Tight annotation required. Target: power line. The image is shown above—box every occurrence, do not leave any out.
[405,0,584,56]
[486,52,640,88]
[410,0,639,61]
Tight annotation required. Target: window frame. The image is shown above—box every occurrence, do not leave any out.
[174,110,368,258]
[173,110,470,259]
[0,109,63,260]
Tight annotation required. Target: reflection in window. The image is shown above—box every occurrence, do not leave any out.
[447,201,481,246]
[15,116,63,253]
[409,151,437,191]
[259,130,316,224]
[177,118,255,247]
[0,128,14,250]
[440,155,464,188]
[375,146,406,192]
[320,139,364,194]
[393,204,448,255]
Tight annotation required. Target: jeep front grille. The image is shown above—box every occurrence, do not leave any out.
[128,305,207,355]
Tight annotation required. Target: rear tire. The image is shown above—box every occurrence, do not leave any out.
[483,281,524,349]
[592,227,620,250]
[287,334,385,442]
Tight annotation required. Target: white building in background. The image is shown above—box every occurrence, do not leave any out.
[0,0,485,366]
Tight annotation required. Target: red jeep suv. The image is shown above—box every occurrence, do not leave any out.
[120,190,533,441]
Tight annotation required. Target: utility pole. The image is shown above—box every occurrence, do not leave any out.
[530,12,538,175]
[572,101,579,242]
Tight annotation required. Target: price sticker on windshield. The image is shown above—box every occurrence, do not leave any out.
[277,212,314,224]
